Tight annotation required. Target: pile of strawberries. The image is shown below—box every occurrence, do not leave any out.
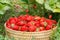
[6,14,57,32]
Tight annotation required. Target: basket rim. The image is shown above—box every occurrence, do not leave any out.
[4,23,57,33]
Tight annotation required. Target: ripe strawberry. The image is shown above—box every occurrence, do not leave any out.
[40,21,47,27]
[49,15,52,19]
[35,21,40,27]
[26,15,33,21]
[34,16,41,21]
[52,20,57,24]
[21,25,28,31]
[24,14,29,17]
[6,21,11,28]
[18,15,26,20]
[29,26,36,32]
[11,24,19,30]
[27,21,36,26]
[40,17,46,22]
[17,21,26,26]
[45,25,52,30]
[9,17,18,24]
[46,19,53,25]
[39,27,45,31]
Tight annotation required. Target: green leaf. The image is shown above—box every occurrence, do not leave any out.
[57,19,60,27]
[45,2,53,11]
[0,35,4,40]
[3,6,10,11]
[0,3,10,15]
[36,0,44,4]
[44,0,60,13]
[0,11,5,14]
[53,8,60,13]
[21,0,28,3]
[0,0,11,4]
[56,2,60,8]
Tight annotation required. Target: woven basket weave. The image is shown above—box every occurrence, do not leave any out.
[5,24,57,40]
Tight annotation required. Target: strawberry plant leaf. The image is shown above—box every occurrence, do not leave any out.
[53,8,60,13]
[0,0,11,4]
[36,0,44,4]
[0,3,10,15]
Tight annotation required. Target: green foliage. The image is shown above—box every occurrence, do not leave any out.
[50,19,60,40]
[36,0,44,4]
[0,0,11,15]
[0,3,10,15]
[36,0,60,13]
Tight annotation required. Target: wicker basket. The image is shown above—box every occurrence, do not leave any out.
[5,24,57,40]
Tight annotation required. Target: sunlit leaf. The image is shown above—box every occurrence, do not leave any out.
[36,0,44,4]
[0,3,10,15]
[0,11,5,14]
[53,8,60,13]
[0,0,11,4]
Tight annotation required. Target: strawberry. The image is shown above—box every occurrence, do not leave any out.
[9,17,18,24]
[26,15,33,21]
[11,24,19,30]
[45,25,52,30]
[18,15,26,20]
[40,17,46,22]
[28,26,36,32]
[6,21,11,28]
[6,22,19,30]
[46,19,53,25]
[52,20,57,24]
[35,21,40,27]
[40,21,47,27]
[27,21,36,26]
[17,20,26,26]
[34,16,41,21]
[39,27,45,31]
[21,25,28,31]
[49,15,52,19]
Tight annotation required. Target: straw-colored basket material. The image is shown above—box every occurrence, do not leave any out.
[5,24,57,40]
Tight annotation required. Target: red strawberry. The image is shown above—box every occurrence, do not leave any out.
[35,21,40,27]
[40,17,46,22]
[24,14,29,17]
[21,25,28,31]
[40,21,47,27]
[18,15,26,20]
[34,16,41,21]
[17,21,26,26]
[46,19,53,25]
[49,15,52,19]
[9,17,18,24]
[11,24,19,30]
[29,26,36,32]
[26,15,33,21]
[39,27,45,31]
[52,20,57,24]
[6,21,11,28]
[27,21,36,26]
[45,25,52,30]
